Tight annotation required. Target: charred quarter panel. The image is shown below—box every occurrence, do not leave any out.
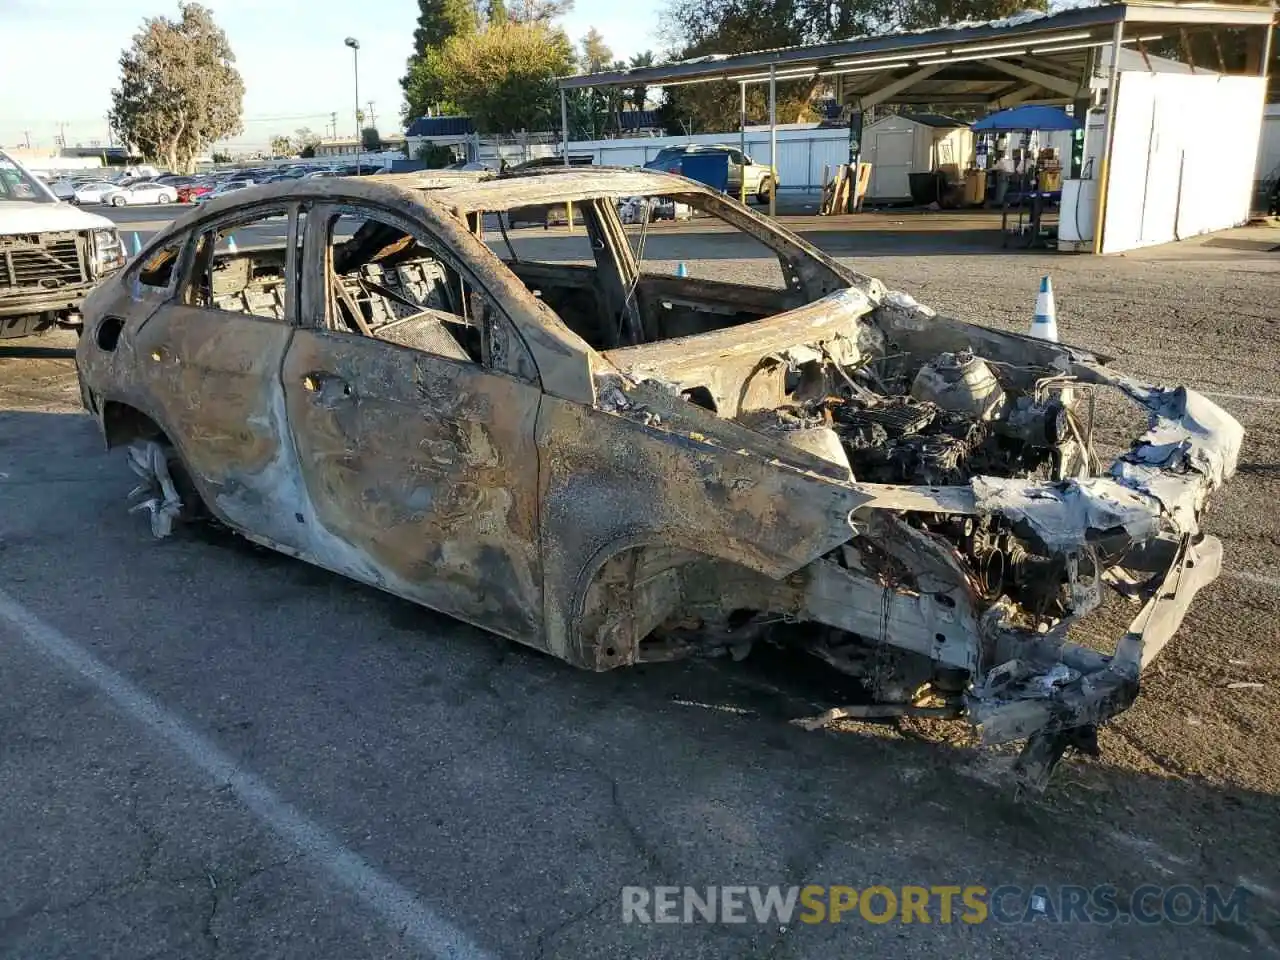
[535,394,873,669]
[129,302,303,547]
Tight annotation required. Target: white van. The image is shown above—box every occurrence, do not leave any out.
[0,149,126,338]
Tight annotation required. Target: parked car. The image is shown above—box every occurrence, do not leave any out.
[643,144,778,204]
[177,186,212,206]
[192,179,254,203]
[74,181,178,206]
[74,170,1242,790]
[0,149,124,338]
[70,180,124,205]
[177,183,214,203]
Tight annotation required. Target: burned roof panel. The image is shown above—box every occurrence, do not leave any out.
[428,168,711,213]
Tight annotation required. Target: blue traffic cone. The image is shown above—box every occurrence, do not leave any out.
[130,232,143,256]
[226,235,238,253]
[675,261,688,278]
[1030,275,1058,342]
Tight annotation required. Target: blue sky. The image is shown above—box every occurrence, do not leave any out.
[0,0,663,151]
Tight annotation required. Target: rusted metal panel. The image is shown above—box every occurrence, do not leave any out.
[535,390,872,667]
[129,305,305,548]
[283,330,545,644]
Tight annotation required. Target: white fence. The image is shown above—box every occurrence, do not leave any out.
[558,125,852,190]
[463,124,852,189]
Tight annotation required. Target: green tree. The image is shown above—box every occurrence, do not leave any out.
[361,127,382,151]
[293,127,320,151]
[269,134,293,156]
[411,0,478,55]
[402,49,455,123]
[108,2,244,174]
[508,0,574,22]
[436,21,576,133]
[416,142,456,167]
[627,50,655,111]
[656,0,1047,130]
[400,0,479,121]
[579,27,612,72]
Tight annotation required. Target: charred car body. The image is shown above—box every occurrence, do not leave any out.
[74,168,1241,788]
[0,150,126,338]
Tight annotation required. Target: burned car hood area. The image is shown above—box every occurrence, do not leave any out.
[600,278,1242,791]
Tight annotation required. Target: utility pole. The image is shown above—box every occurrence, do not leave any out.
[58,121,67,151]
[344,37,361,175]
[366,101,377,131]
[105,113,114,148]
[22,130,31,149]
[329,112,337,140]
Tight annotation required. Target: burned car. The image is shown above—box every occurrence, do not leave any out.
[74,168,1242,788]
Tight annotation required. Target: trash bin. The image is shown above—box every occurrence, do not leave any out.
[908,171,947,205]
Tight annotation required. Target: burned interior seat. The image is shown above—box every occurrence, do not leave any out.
[355,258,454,326]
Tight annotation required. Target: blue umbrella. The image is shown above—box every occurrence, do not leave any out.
[972,105,1080,132]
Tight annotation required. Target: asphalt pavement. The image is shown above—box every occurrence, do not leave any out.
[1,212,1278,959]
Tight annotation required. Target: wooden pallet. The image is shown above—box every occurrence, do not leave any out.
[819,163,871,215]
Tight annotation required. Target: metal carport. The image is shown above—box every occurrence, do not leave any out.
[557,1,1275,245]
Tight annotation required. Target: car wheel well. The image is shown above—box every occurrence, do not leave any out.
[102,401,166,450]
[570,542,754,671]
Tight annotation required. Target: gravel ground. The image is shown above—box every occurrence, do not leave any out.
[0,214,1277,959]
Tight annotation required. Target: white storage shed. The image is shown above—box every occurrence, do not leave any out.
[862,114,974,201]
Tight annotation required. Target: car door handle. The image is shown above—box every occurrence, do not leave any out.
[302,372,353,405]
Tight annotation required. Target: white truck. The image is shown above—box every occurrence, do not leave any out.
[0,149,125,338]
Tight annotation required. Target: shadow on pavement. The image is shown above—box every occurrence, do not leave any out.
[0,344,77,360]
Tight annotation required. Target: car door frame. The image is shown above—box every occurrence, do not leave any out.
[125,200,313,548]
[285,194,550,644]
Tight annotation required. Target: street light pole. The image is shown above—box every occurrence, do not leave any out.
[345,37,361,175]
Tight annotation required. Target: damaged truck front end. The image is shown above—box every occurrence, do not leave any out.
[600,282,1241,790]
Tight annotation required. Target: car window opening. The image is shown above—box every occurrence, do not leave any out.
[187,212,292,320]
[328,213,482,364]
[491,192,802,353]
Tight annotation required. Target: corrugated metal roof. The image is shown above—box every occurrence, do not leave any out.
[558,2,1273,90]
[405,116,476,138]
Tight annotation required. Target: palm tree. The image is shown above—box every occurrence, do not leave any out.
[627,51,654,114]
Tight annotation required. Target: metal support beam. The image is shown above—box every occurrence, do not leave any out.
[990,84,1042,109]
[985,58,1083,97]
[1261,18,1275,77]
[560,86,569,166]
[856,63,946,110]
[768,63,777,218]
[1093,20,1125,255]
[1015,55,1087,81]
[739,82,748,205]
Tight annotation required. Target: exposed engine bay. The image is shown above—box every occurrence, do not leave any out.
[599,285,1241,790]
[761,345,1096,625]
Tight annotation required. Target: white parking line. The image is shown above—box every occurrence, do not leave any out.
[0,588,494,960]
[1203,391,1280,405]
[1225,569,1280,591]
